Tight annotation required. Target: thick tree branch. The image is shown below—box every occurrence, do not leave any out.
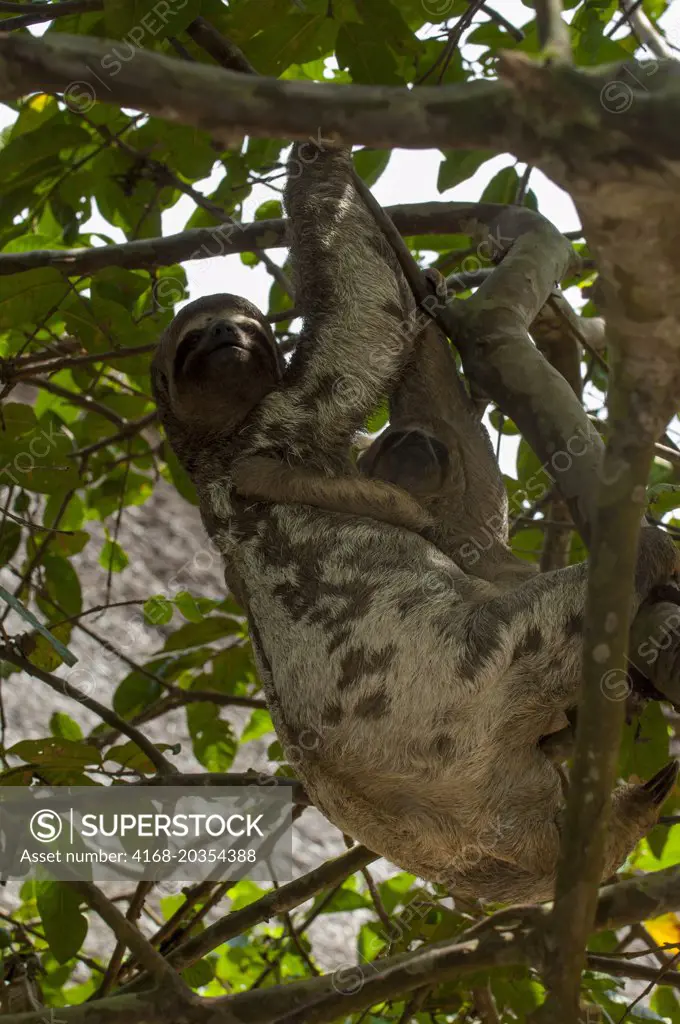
[452,217,604,542]
[536,0,572,64]
[0,32,512,150]
[1,34,680,163]
[0,203,555,277]
[532,123,680,1007]
[538,375,662,1020]
[531,300,582,571]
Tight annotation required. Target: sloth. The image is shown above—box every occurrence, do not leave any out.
[152,141,679,904]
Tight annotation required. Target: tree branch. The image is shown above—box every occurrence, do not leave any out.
[537,237,680,1019]
[0,646,175,775]
[0,203,564,277]
[0,0,100,31]
[123,843,376,988]
[618,0,674,60]
[535,0,572,63]
[76,882,186,994]
[2,33,679,166]
[0,32,513,151]
[19,377,126,427]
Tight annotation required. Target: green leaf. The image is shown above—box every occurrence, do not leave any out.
[103,0,202,39]
[49,712,83,742]
[0,404,38,440]
[46,530,90,559]
[88,471,153,520]
[0,522,21,567]
[365,401,389,435]
[648,483,680,517]
[174,591,204,623]
[377,872,417,914]
[18,621,74,673]
[210,645,257,692]
[241,709,274,743]
[163,616,240,652]
[225,880,265,911]
[99,537,128,573]
[618,700,670,783]
[0,269,68,332]
[181,957,215,989]
[7,738,100,769]
[515,438,551,505]
[254,199,283,221]
[144,595,174,627]
[36,881,88,964]
[0,123,91,180]
[106,740,172,774]
[481,166,522,205]
[336,21,400,84]
[320,886,371,913]
[113,671,162,719]
[437,150,494,192]
[267,740,285,761]
[246,11,337,76]
[41,554,82,619]
[489,408,519,435]
[353,149,391,187]
[187,704,237,772]
[0,414,79,495]
[652,986,680,1022]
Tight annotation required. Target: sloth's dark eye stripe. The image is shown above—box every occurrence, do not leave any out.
[174,329,203,374]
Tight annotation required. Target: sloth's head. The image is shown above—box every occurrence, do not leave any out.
[152,294,285,472]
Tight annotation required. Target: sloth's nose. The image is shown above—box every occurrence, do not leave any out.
[208,321,238,344]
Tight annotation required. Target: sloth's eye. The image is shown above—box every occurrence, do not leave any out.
[174,329,203,375]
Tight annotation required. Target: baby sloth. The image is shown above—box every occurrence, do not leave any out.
[152,141,678,904]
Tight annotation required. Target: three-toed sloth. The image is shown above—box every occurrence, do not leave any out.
[152,141,678,904]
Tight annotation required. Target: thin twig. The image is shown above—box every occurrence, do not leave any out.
[0,646,175,775]
[616,0,673,59]
[76,881,186,994]
[481,3,524,41]
[95,881,153,997]
[70,411,158,460]
[0,0,100,30]
[9,343,157,380]
[617,949,680,1022]
[21,378,125,427]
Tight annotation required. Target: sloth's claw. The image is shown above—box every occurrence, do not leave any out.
[642,760,679,804]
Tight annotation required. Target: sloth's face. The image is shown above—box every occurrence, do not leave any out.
[152,294,284,443]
